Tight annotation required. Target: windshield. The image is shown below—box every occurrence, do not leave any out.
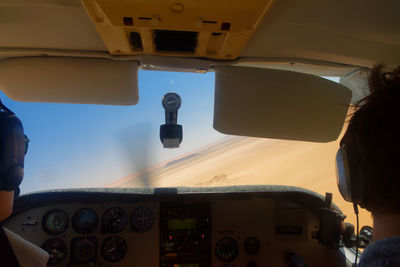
[0,71,371,227]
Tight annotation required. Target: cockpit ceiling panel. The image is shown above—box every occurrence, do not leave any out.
[0,1,107,51]
[0,0,399,69]
[81,0,274,59]
[241,0,400,68]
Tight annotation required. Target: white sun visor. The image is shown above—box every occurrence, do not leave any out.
[213,66,352,142]
[0,57,139,105]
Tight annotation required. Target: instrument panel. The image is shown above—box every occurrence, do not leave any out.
[2,189,347,267]
[7,201,159,266]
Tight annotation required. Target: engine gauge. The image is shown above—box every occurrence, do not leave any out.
[101,236,127,262]
[70,236,97,264]
[101,207,128,233]
[72,208,98,234]
[42,209,69,235]
[215,237,239,263]
[41,238,68,265]
[243,237,260,255]
[162,92,181,112]
[130,207,155,232]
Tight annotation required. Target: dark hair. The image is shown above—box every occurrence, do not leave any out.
[344,65,400,212]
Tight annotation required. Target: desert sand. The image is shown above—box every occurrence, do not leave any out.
[109,135,372,229]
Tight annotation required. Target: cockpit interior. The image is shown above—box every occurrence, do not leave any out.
[0,0,399,266]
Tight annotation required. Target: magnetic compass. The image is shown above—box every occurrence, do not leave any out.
[162,92,181,112]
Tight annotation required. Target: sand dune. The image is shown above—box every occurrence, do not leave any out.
[110,136,372,228]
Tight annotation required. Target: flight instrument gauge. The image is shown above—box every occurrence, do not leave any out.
[162,92,181,112]
[41,238,68,265]
[101,236,127,262]
[215,237,239,263]
[130,207,155,232]
[70,237,97,264]
[72,208,98,234]
[42,209,69,235]
[101,207,128,233]
[243,237,260,255]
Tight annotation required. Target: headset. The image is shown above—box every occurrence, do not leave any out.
[336,137,365,204]
[336,144,354,202]
[336,137,362,266]
[0,98,28,197]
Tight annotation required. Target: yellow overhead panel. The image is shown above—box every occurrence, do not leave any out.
[82,0,274,59]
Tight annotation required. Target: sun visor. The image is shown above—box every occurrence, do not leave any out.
[0,57,139,105]
[213,66,352,142]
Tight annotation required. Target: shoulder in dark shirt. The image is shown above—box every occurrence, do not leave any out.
[359,236,400,267]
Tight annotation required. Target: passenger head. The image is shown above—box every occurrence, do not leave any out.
[341,65,400,213]
[0,99,26,221]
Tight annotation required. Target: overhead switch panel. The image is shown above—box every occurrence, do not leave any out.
[81,0,274,59]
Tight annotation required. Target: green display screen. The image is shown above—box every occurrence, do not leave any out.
[168,219,197,230]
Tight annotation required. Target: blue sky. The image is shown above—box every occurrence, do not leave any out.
[0,70,226,193]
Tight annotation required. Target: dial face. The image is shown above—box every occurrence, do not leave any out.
[162,92,181,112]
[101,236,127,262]
[243,237,260,255]
[70,237,97,264]
[42,209,69,235]
[215,237,239,263]
[72,208,98,234]
[130,207,155,232]
[102,207,128,233]
[41,238,68,265]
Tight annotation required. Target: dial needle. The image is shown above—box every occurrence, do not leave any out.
[107,247,116,254]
